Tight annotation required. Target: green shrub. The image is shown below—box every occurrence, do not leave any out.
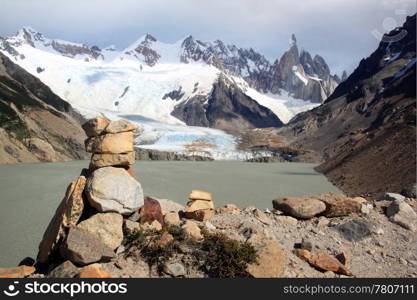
[123,226,258,278]
[124,229,147,248]
[165,224,187,241]
[199,230,258,278]
[124,228,174,273]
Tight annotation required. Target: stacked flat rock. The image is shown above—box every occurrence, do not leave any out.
[83,117,137,170]
[37,117,145,266]
[184,190,215,221]
[82,117,144,215]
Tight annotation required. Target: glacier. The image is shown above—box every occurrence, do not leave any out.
[0,28,321,159]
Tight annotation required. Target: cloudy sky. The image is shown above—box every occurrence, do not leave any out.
[1,0,415,75]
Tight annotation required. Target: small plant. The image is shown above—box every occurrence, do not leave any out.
[124,228,175,274]
[141,243,174,273]
[165,225,186,241]
[123,226,258,277]
[124,229,147,248]
[199,230,258,278]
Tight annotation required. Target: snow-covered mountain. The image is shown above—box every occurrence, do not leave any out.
[0,27,341,158]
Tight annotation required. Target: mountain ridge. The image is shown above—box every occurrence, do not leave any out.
[0,52,87,163]
[1,27,342,103]
[277,14,416,199]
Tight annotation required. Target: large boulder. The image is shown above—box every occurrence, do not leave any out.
[85,132,134,154]
[82,117,110,137]
[272,197,326,219]
[90,152,135,169]
[386,199,417,231]
[37,176,86,263]
[60,227,115,266]
[316,193,361,217]
[334,220,374,242]
[85,167,143,215]
[77,213,123,250]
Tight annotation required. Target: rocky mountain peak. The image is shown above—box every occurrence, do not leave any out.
[290,34,297,47]
[9,27,103,61]
[299,50,315,75]
[312,54,331,78]
[2,28,340,104]
[341,70,348,82]
[143,33,157,43]
[15,27,45,47]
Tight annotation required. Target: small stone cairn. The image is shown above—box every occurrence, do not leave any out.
[184,190,215,221]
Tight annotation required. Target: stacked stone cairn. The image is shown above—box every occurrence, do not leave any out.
[184,190,215,221]
[33,117,166,277]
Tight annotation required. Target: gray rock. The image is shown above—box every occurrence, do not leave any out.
[77,213,123,250]
[60,227,115,266]
[334,220,374,242]
[48,261,79,278]
[164,262,186,277]
[253,208,271,225]
[275,215,298,226]
[379,193,405,202]
[86,167,144,215]
[127,210,141,222]
[157,198,185,213]
[300,239,313,251]
[386,200,417,231]
[272,197,326,219]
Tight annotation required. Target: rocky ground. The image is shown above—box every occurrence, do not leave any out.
[10,192,416,279]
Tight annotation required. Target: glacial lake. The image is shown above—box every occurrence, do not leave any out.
[0,160,341,267]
